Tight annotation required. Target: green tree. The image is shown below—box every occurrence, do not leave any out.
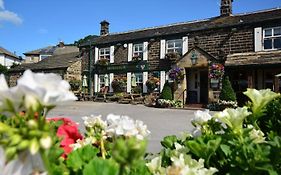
[0,64,8,75]
[160,82,173,100]
[220,76,236,101]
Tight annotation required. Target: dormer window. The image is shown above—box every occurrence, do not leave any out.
[263,27,281,50]
[166,39,182,54]
[99,47,110,60]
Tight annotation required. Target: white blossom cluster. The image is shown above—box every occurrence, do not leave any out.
[82,114,151,140]
[146,154,217,175]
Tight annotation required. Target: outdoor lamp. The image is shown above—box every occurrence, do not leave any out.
[191,50,198,65]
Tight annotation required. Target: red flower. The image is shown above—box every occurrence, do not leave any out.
[48,118,83,158]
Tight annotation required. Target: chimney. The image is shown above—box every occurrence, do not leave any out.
[100,20,109,36]
[220,0,233,16]
[58,41,65,47]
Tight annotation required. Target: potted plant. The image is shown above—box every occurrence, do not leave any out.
[165,52,181,61]
[145,77,160,93]
[111,76,126,93]
[168,66,184,84]
[132,54,142,62]
[96,58,109,66]
[209,63,224,88]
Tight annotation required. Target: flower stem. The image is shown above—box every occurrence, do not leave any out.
[100,138,106,159]
[40,150,52,174]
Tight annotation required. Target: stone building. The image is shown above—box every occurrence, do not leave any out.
[9,52,81,87]
[80,0,281,105]
[23,42,79,63]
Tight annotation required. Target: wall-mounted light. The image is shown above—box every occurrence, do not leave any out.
[191,50,198,65]
[123,44,128,48]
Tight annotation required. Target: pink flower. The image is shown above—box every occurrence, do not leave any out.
[48,118,83,158]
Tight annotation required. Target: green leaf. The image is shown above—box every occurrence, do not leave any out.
[220,144,231,156]
[160,135,178,149]
[66,145,99,172]
[83,158,119,175]
[66,149,84,172]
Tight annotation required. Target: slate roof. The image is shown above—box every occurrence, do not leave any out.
[225,50,281,67]
[0,47,19,59]
[24,46,79,56]
[82,8,281,46]
[10,52,80,72]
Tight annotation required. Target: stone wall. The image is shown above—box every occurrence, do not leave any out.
[83,25,255,74]
[64,60,82,81]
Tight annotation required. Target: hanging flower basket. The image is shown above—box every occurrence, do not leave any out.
[210,78,220,89]
[168,67,184,84]
[165,52,181,61]
[209,63,224,80]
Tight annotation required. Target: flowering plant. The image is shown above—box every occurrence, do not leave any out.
[96,58,109,65]
[209,63,224,79]
[151,88,281,175]
[168,67,184,83]
[165,52,181,61]
[145,77,160,93]
[132,54,142,62]
[111,76,126,93]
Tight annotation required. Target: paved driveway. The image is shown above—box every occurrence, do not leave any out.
[47,102,197,153]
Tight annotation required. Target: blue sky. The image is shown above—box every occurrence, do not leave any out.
[0,0,280,57]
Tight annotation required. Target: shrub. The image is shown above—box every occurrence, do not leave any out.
[145,77,160,93]
[111,77,126,93]
[0,64,8,75]
[69,80,81,91]
[220,76,236,102]
[159,82,173,100]
[259,96,281,135]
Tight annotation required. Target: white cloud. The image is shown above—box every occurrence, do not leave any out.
[0,10,22,25]
[0,0,23,26]
[0,0,4,9]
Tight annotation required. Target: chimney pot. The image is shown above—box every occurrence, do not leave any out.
[220,0,233,16]
[100,20,110,36]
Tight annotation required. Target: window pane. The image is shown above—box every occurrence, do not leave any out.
[264,29,272,37]
[175,41,182,48]
[274,28,281,36]
[264,39,272,49]
[175,48,182,53]
[274,38,281,49]
[167,42,174,48]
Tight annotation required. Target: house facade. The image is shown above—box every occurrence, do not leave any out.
[0,47,21,69]
[80,0,281,104]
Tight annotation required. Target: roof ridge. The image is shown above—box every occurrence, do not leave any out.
[102,7,281,37]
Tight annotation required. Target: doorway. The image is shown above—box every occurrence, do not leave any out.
[186,69,208,104]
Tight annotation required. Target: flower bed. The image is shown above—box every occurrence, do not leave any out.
[1,70,281,175]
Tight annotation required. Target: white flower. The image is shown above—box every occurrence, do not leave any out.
[146,156,165,175]
[192,127,202,138]
[40,136,52,149]
[244,88,280,114]
[0,75,23,113]
[192,110,212,125]
[17,70,77,108]
[82,115,107,129]
[247,125,265,143]
[71,137,97,150]
[214,107,251,133]
[106,114,150,140]
[0,146,46,175]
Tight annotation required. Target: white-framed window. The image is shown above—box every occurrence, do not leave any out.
[135,73,143,86]
[99,47,110,60]
[132,73,143,93]
[166,39,182,54]
[133,43,143,57]
[263,27,281,50]
[99,74,105,90]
